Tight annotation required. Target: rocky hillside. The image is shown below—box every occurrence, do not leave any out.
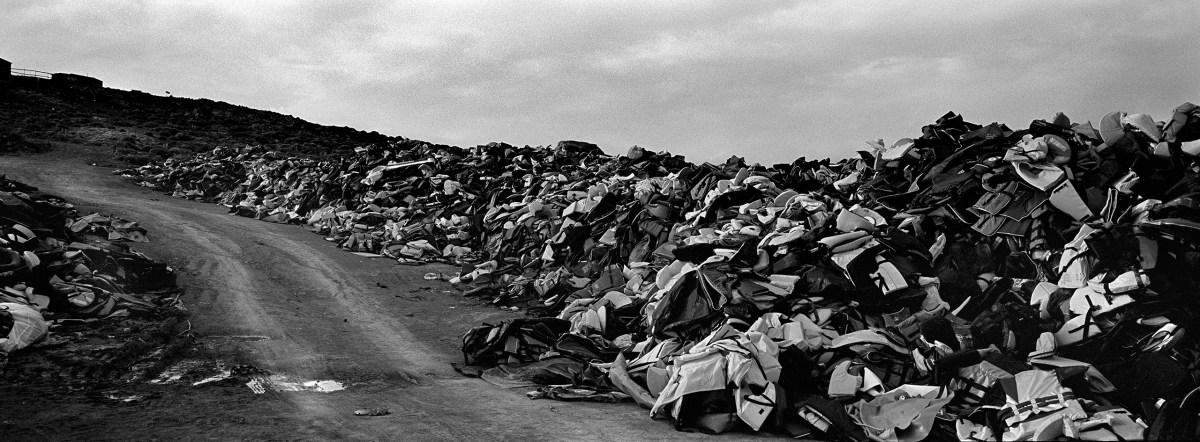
[0,80,405,163]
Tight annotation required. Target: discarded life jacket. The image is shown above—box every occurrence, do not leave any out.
[0,302,47,354]
[847,384,954,442]
[970,301,1051,355]
[649,266,729,340]
[948,360,1013,414]
[459,318,569,368]
[652,329,782,433]
[997,369,1088,440]
[1146,386,1200,440]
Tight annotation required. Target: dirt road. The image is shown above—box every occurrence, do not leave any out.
[0,145,754,441]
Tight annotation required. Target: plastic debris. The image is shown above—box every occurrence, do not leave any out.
[353,408,391,417]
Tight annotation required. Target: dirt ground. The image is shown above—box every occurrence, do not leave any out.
[0,144,771,441]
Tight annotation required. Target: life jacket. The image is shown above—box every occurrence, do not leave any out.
[947,360,1013,416]
[459,318,569,368]
[997,369,1087,440]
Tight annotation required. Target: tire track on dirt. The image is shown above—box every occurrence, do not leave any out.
[0,162,351,427]
[269,234,446,377]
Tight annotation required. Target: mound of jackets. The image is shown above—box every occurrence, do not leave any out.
[117,139,676,264]
[452,104,1200,440]
[0,175,178,358]
[123,102,1200,440]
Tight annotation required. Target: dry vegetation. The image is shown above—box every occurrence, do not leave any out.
[0,81,404,163]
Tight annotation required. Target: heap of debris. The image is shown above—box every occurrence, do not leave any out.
[120,103,1200,440]
[0,175,183,382]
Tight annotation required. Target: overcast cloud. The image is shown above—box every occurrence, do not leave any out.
[3,0,1198,163]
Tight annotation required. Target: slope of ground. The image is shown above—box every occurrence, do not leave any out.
[0,81,409,164]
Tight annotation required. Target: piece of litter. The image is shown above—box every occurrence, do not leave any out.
[354,408,391,416]
[246,378,267,394]
[246,375,345,394]
[192,370,233,386]
[105,393,149,403]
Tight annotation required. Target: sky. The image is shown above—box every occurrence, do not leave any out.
[3,0,1198,164]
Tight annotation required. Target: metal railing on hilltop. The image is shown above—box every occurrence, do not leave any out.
[10,68,52,80]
